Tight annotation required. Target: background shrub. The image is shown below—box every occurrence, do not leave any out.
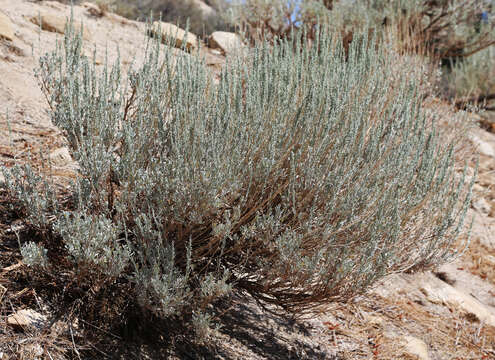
[228,0,331,43]
[338,0,495,57]
[444,46,495,114]
[231,1,495,83]
[1,23,472,332]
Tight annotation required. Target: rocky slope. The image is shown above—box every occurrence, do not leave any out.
[0,1,495,359]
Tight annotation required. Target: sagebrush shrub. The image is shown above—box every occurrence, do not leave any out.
[1,22,472,329]
[229,0,331,43]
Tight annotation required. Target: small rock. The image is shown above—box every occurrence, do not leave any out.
[470,135,495,157]
[365,314,384,327]
[208,31,243,55]
[472,197,491,214]
[82,2,104,17]
[7,309,47,331]
[150,22,198,51]
[0,11,14,41]
[30,13,91,41]
[49,146,73,167]
[400,336,430,360]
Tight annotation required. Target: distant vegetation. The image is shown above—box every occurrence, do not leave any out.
[229,0,495,107]
[57,0,235,37]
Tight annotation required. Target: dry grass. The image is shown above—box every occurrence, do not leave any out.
[0,239,70,359]
[320,293,495,360]
[464,238,495,286]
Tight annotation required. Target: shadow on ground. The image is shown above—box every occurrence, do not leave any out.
[108,294,337,360]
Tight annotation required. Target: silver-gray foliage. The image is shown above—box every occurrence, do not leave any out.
[1,23,472,321]
[20,241,49,269]
[54,211,131,277]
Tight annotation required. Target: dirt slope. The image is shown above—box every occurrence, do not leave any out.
[0,1,495,359]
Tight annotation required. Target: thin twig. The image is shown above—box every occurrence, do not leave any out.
[77,318,122,340]
[70,323,82,360]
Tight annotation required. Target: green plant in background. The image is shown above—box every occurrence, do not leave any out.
[1,22,473,334]
[447,46,495,99]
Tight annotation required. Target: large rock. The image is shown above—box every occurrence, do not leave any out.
[192,0,215,17]
[30,13,91,41]
[208,31,243,55]
[151,22,198,52]
[420,275,495,327]
[0,11,14,41]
